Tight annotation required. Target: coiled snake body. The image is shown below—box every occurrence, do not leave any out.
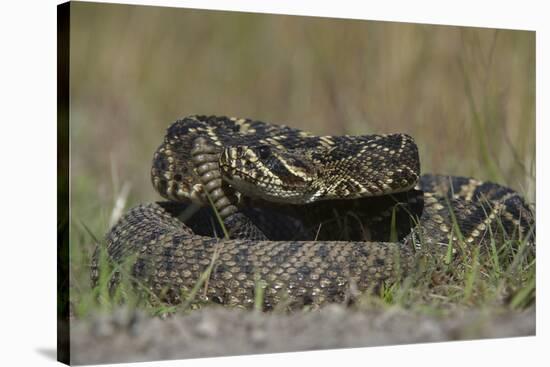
[92,115,534,309]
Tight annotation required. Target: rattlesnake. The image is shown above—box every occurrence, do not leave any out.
[92,115,534,309]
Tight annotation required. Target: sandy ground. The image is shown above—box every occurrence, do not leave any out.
[70,305,535,365]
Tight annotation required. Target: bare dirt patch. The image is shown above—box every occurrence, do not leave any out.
[70,305,535,365]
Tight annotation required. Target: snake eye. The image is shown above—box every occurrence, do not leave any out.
[257,146,271,159]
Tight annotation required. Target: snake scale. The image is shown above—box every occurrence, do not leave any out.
[92,115,535,309]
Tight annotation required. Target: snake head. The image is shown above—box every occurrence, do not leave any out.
[219,144,319,203]
[219,133,421,204]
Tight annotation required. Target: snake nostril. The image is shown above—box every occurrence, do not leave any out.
[257,146,271,159]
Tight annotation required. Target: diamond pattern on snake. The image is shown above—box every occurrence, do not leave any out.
[91,115,535,309]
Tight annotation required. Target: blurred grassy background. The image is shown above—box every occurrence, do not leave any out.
[69,2,535,301]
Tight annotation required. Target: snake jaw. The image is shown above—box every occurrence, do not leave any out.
[219,145,318,203]
[220,167,312,204]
